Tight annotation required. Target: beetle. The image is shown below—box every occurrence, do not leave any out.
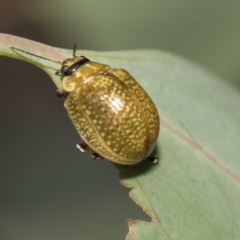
[12,45,160,165]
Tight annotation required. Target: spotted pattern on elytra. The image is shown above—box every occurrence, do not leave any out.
[62,57,160,165]
[109,68,160,155]
[65,74,149,164]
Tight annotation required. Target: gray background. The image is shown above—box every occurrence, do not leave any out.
[1,1,240,239]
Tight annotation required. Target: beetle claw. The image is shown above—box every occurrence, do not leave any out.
[147,156,159,164]
[76,143,88,152]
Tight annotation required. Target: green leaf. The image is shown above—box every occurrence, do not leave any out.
[1,34,240,239]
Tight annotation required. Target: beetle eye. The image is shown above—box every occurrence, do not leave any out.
[60,65,71,75]
[60,57,90,76]
[60,64,77,76]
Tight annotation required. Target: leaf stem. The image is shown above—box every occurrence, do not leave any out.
[0,33,69,92]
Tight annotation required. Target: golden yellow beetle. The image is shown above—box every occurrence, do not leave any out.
[13,45,160,165]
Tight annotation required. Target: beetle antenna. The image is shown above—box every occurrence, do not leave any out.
[11,47,62,65]
[73,44,77,57]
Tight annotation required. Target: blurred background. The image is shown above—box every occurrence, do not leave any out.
[0,0,240,239]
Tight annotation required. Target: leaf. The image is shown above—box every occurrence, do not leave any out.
[1,34,240,239]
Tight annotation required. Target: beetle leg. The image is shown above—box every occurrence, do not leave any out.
[56,90,67,99]
[55,70,62,76]
[76,143,88,152]
[90,152,103,160]
[76,143,103,161]
[147,156,159,164]
[56,90,63,98]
